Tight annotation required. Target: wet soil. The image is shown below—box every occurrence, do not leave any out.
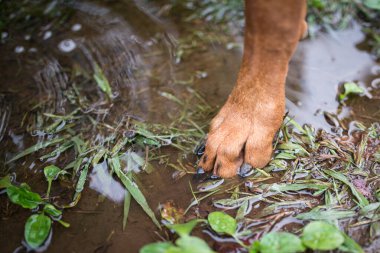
[1,1,380,253]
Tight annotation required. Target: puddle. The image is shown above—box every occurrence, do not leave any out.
[1,1,380,253]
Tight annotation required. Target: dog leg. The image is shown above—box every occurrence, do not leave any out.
[199,0,307,178]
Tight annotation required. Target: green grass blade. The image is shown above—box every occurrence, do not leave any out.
[93,63,112,98]
[123,190,131,231]
[110,156,161,229]
[7,137,66,164]
[324,169,369,207]
[296,209,356,221]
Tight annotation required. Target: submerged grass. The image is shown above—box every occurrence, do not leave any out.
[1,39,214,248]
[154,116,380,252]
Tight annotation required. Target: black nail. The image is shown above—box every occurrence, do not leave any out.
[238,163,254,178]
[197,167,205,174]
[210,174,221,180]
[194,142,205,158]
[192,167,207,181]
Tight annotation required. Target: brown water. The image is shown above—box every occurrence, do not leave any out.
[1,1,380,253]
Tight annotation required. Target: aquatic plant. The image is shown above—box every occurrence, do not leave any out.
[141,211,363,253]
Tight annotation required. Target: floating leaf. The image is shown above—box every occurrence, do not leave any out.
[93,63,112,98]
[197,178,224,192]
[6,137,66,163]
[296,208,356,221]
[260,232,305,253]
[302,221,344,250]
[208,211,237,235]
[338,82,364,102]
[270,183,328,193]
[75,160,90,193]
[7,184,42,209]
[24,214,51,249]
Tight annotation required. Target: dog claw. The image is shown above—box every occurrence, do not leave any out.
[192,167,207,181]
[194,138,206,158]
[238,163,255,178]
[209,174,221,180]
[196,167,205,174]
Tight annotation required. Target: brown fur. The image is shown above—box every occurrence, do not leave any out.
[199,0,307,177]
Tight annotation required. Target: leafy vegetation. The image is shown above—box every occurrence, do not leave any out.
[1,166,70,249]
[153,114,378,252]
[141,211,362,253]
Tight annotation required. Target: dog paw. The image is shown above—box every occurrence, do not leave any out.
[198,90,284,178]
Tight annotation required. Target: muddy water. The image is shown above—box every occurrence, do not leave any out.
[0,1,380,253]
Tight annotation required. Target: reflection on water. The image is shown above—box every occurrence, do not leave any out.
[0,1,380,253]
[287,23,380,129]
[90,161,125,203]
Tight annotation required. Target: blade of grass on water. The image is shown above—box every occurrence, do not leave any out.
[269,183,329,193]
[296,208,356,221]
[93,63,112,98]
[73,159,91,200]
[110,156,161,229]
[7,136,67,163]
[123,190,131,231]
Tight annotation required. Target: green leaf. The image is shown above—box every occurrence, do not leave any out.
[260,232,305,253]
[110,157,160,229]
[301,221,344,250]
[93,63,112,98]
[140,242,177,253]
[0,174,12,188]
[207,211,237,235]
[324,170,369,207]
[339,232,364,253]
[277,142,309,156]
[44,165,65,198]
[123,190,131,231]
[44,165,63,182]
[338,82,364,102]
[43,204,62,218]
[6,137,66,164]
[167,219,204,237]
[176,236,215,253]
[364,0,380,10]
[270,183,328,193]
[296,209,356,221]
[7,184,42,209]
[75,160,90,193]
[24,214,52,249]
[249,241,261,253]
